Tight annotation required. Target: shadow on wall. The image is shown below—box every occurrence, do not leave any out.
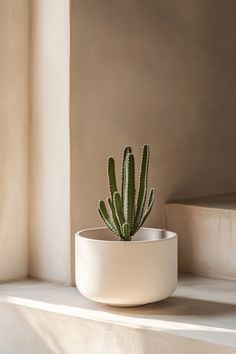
[70,0,236,234]
[168,0,236,201]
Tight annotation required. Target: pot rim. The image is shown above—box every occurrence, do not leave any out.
[75,227,177,244]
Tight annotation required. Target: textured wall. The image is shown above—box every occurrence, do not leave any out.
[29,0,71,283]
[8,0,235,283]
[70,0,236,245]
[0,0,29,281]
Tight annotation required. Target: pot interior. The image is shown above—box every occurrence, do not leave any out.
[77,227,176,242]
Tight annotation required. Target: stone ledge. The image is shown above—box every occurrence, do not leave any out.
[166,195,236,280]
[0,274,236,353]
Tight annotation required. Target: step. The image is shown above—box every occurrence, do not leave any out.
[166,193,236,280]
[0,274,236,353]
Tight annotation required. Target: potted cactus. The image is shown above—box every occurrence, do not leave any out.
[75,145,177,306]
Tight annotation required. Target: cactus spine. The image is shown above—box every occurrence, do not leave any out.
[98,145,155,241]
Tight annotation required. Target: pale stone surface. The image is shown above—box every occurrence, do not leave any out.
[0,274,236,353]
[166,195,236,280]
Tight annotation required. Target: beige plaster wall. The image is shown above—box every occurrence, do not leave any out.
[70,0,236,245]
[0,0,29,281]
[29,0,71,283]
[0,0,234,286]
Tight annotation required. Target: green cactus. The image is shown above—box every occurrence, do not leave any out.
[98,145,155,241]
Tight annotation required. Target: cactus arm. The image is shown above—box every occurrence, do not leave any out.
[122,223,131,241]
[133,145,150,230]
[98,200,118,235]
[130,187,136,235]
[108,157,118,198]
[121,146,132,207]
[123,153,135,229]
[99,144,154,241]
[107,197,122,237]
[137,188,155,230]
[113,191,125,227]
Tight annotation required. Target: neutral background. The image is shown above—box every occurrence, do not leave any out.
[1,0,236,284]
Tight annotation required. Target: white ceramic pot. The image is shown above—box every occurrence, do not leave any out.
[75,227,177,307]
